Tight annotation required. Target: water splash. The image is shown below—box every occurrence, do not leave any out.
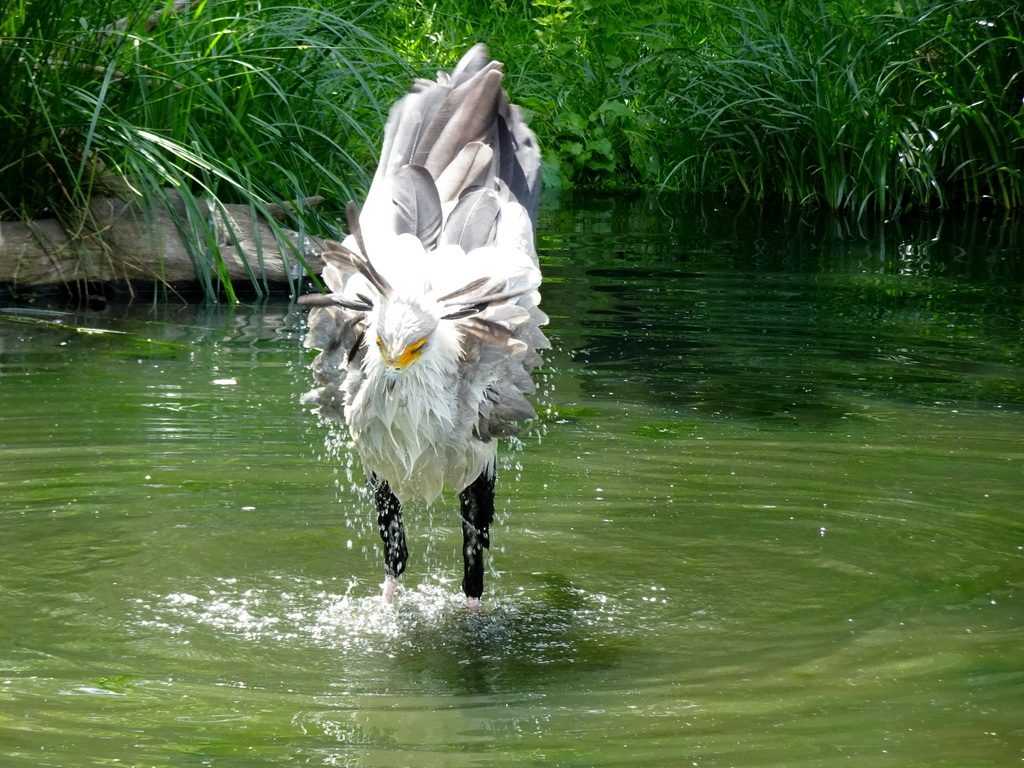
[131,573,635,669]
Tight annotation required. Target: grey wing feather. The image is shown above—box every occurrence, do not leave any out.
[302,306,367,423]
[419,68,504,177]
[435,142,493,205]
[300,44,547,442]
[392,165,442,248]
[440,188,500,251]
[497,104,541,218]
[447,43,491,86]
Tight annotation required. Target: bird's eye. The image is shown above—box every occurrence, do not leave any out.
[375,334,385,350]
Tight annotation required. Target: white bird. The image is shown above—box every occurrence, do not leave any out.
[299,45,548,609]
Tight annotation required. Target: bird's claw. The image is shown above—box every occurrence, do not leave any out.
[466,596,481,613]
[382,575,399,605]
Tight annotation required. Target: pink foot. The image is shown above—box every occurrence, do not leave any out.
[382,575,399,604]
[466,596,481,613]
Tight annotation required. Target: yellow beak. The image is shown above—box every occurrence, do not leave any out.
[377,335,427,372]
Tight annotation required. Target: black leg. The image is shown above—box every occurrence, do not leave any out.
[372,477,408,581]
[459,468,496,600]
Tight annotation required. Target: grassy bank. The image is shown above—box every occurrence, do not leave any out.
[1,0,1020,295]
[0,0,411,297]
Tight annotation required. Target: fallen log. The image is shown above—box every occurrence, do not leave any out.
[0,190,328,291]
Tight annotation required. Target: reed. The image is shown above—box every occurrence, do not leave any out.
[661,0,1022,213]
[916,3,1024,209]
[1,0,409,298]
[2,0,1021,301]
[359,0,1022,213]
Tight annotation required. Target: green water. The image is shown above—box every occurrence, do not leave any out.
[2,195,1022,766]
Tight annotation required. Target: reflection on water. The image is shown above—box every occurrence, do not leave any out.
[1,194,1022,767]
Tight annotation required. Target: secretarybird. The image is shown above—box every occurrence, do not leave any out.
[299,45,548,609]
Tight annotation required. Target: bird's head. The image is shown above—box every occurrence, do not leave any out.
[371,297,441,388]
[310,228,531,391]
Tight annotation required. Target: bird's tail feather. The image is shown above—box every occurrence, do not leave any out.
[364,45,540,256]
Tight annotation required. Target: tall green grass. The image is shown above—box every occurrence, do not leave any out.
[661,0,1023,214]
[363,0,1021,213]
[915,3,1024,209]
[1,0,410,298]
[369,0,709,189]
[2,0,1021,301]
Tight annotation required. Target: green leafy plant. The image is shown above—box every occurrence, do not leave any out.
[2,0,1022,303]
[661,0,1022,213]
[0,0,410,298]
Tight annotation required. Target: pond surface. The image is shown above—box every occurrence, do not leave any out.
[2,194,1022,767]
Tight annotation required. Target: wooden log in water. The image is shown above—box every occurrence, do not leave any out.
[0,190,327,289]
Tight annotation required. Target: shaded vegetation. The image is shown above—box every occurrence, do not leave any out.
[1,0,1021,297]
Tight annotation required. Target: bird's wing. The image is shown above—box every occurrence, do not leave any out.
[432,244,549,440]
[301,304,367,422]
[302,44,547,439]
